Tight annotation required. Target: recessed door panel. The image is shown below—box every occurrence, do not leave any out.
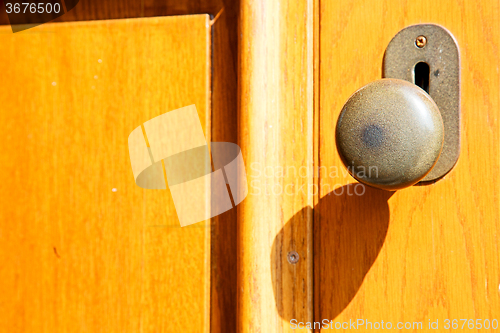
[0,15,211,333]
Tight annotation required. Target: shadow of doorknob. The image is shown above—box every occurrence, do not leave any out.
[336,79,444,191]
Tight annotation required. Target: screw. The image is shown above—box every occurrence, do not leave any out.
[415,35,427,48]
[287,251,299,264]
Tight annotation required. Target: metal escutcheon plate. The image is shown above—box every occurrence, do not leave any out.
[383,24,460,182]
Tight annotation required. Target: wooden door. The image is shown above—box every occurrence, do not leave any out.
[317,1,499,330]
[0,16,211,333]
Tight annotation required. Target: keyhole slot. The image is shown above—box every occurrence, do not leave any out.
[414,62,430,93]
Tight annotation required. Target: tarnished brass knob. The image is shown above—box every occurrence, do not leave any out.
[336,79,444,191]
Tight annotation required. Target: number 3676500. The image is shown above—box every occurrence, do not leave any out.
[5,3,61,14]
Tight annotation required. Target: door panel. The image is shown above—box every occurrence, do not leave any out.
[317,0,499,331]
[0,16,211,333]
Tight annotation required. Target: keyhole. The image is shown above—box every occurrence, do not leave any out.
[414,62,430,93]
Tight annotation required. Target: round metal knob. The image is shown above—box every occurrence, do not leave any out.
[336,79,444,191]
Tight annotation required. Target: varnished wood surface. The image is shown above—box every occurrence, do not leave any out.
[237,0,315,332]
[2,1,497,332]
[317,0,499,331]
[0,0,224,25]
[0,16,211,333]
[0,1,241,331]
[204,3,239,333]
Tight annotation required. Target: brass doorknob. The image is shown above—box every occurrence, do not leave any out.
[336,79,444,190]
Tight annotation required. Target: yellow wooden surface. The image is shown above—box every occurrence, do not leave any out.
[317,0,499,331]
[0,16,211,333]
[237,0,315,332]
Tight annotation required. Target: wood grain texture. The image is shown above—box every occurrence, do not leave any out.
[317,0,499,331]
[0,0,223,25]
[0,1,241,331]
[208,1,240,332]
[237,0,315,332]
[0,16,211,333]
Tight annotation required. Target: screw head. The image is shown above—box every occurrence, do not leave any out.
[415,35,427,48]
[287,251,300,264]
